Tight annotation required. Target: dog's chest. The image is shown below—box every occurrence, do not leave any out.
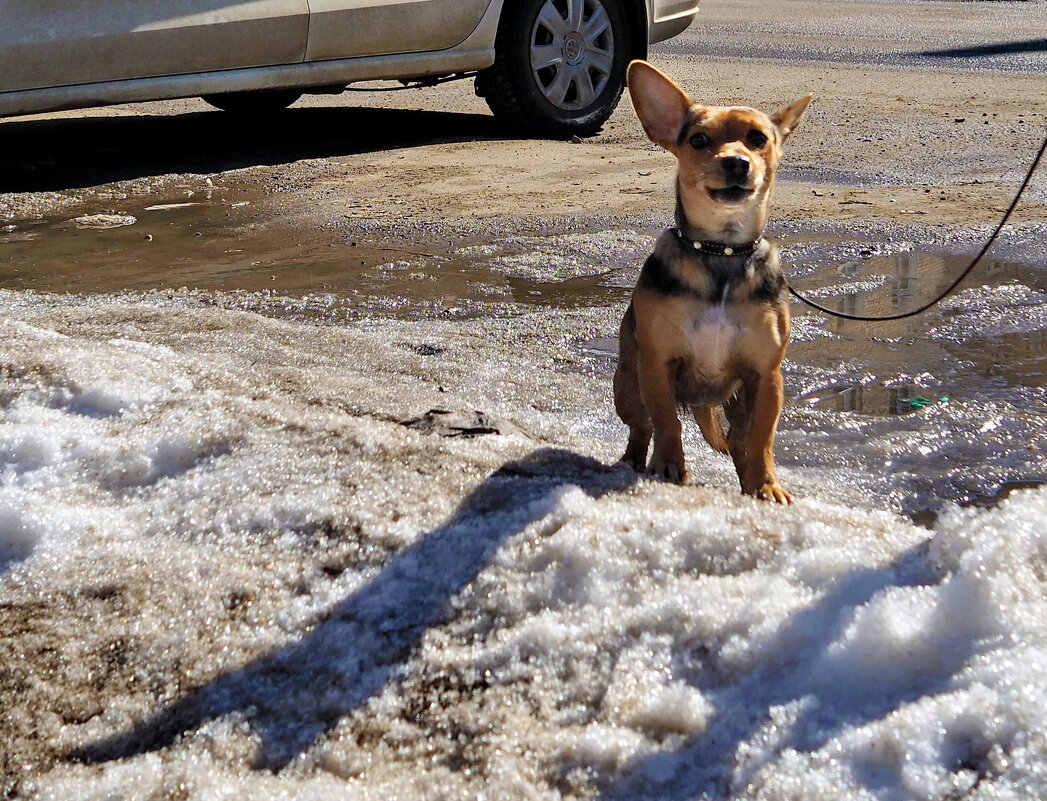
[686,303,743,376]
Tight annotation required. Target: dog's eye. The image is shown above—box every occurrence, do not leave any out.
[747,129,769,148]
[689,133,710,149]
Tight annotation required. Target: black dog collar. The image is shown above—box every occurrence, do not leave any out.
[672,227,763,257]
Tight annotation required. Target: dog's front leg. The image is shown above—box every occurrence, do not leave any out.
[742,367,792,504]
[638,357,687,483]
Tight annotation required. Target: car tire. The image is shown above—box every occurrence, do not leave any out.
[202,89,303,114]
[479,0,631,138]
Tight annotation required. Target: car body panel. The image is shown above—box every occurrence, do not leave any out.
[306,0,494,61]
[0,1,309,93]
[0,49,498,118]
[0,0,699,119]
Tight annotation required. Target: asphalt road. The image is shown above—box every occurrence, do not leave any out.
[670,0,1047,73]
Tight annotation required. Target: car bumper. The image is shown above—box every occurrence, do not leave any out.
[648,0,699,44]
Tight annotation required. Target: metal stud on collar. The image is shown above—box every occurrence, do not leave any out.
[674,228,760,257]
[693,241,735,255]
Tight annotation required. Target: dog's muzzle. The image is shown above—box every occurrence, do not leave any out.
[709,156,755,204]
[720,155,751,183]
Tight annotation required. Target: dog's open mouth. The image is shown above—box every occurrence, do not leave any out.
[708,186,754,205]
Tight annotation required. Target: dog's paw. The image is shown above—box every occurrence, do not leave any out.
[648,456,689,484]
[621,444,649,472]
[619,456,645,473]
[749,482,793,504]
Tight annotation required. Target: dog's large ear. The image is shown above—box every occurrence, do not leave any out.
[771,94,814,141]
[627,60,694,151]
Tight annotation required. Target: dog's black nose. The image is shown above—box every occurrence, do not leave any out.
[720,156,750,181]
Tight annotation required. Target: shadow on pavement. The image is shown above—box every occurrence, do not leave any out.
[917,37,1047,59]
[1,105,507,193]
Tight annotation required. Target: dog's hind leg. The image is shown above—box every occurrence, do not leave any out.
[614,306,652,470]
[615,376,652,471]
[692,406,729,454]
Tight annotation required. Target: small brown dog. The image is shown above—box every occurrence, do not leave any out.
[613,60,812,503]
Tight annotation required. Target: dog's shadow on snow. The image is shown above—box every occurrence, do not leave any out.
[68,446,638,770]
[69,447,984,793]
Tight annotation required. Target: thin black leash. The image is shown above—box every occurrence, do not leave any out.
[786,129,1047,322]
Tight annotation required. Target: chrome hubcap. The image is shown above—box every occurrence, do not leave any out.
[530,0,614,111]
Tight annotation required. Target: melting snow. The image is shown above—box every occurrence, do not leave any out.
[1,290,1045,800]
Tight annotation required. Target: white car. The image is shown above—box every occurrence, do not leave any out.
[0,0,698,136]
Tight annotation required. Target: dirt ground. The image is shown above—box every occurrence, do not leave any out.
[1,0,1045,239]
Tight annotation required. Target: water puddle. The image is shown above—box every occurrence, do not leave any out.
[0,196,641,320]
[783,244,1046,414]
[576,336,619,360]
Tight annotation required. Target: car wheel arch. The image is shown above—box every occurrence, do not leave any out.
[622,0,651,61]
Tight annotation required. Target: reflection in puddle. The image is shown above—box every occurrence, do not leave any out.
[801,250,963,321]
[790,247,1045,334]
[577,337,619,359]
[787,246,1046,412]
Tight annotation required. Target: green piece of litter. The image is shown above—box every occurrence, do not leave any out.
[901,395,948,410]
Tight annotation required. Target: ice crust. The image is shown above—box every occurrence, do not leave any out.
[1,290,1045,800]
